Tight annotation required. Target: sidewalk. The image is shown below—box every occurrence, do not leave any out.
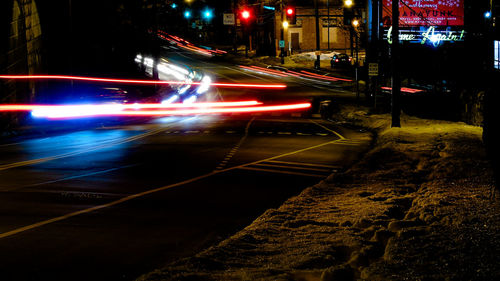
[138,104,499,280]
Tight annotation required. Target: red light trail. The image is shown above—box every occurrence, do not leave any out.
[0,75,286,89]
[91,103,312,117]
[0,101,311,119]
[0,101,262,112]
[299,70,353,82]
[381,87,424,94]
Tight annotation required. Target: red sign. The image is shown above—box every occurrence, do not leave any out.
[382,0,464,26]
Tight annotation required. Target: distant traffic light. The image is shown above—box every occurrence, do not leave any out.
[240,8,252,23]
[184,10,191,19]
[202,9,213,20]
[485,11,492,19]
[285,7,296,24]
[343,7,353,25]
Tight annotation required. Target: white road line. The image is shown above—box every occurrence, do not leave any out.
[239,166,325,178]
[214,118,254,171]
[267,160,340,169]
[0,126,175,172]
[2,164,139,192]
[309,119,345,139]
[252,163,332,173]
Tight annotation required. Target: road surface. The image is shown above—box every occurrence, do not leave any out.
[0,50,370,281]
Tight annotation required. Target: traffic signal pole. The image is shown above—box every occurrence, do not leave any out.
[391,0,401,127]
[314,0,320,69]
[280,1,285,64]
[233,0,238,54]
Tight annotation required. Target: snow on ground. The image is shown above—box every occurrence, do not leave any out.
[138,105,500,281]
[289,51,340,61]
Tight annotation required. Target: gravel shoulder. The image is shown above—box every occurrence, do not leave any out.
[138,105,500,281]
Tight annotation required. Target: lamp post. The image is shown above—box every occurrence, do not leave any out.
[314,0,320,69]
[353,19,360,101]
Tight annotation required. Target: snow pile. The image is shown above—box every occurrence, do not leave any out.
[289,51,340,61]
[138,105,500,281]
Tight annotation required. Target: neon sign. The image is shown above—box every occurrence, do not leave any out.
[385,26,465,46]
[382,0,464,26]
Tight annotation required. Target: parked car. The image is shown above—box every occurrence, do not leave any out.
[330,53,352,69]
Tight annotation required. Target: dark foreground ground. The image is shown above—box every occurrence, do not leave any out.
[139,105,500,281]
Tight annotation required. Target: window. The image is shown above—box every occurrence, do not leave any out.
[495,40,500,70]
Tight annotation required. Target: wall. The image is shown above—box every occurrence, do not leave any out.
[275,7,354,53]
[0,0,42,131]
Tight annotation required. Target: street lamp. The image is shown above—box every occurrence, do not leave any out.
[352,18,360,101]
[283,21,289,29]
[344,0,353,8]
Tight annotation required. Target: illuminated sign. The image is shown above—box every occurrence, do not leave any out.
[382,0,464,26]
[384,26,465,46]
[495,41,500,70]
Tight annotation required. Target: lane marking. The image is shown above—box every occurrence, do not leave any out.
[0,125,176,172]
[0,172,215,239]
[238,166,325,178]
[309,119,345,140]
[253,163,332,173]
[0,128,347,239]
[2,164,139,192]
[267,160,340,169]
[215,118,254,171]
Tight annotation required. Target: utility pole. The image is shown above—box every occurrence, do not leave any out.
[327,0,330,50]
[368,0,381,108]
[391,0,401,127]
[233,0,238,54]
[280,0,285,64]
[314,0,320,69]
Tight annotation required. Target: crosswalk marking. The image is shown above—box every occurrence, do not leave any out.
[253,163,332,173]
[237,159,340,178]
[239,166,326,178]
[266,160,340,169]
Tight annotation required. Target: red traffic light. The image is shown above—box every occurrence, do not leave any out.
[286,7,296,24]
[241,9,251,20]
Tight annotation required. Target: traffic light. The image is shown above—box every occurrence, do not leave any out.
[240,8,252,24]
[285,7,296,24]
[344,7,353,25]
[202,8,213,21]
[184,10,191,19]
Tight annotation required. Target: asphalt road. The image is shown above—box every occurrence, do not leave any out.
[0,51,370,281]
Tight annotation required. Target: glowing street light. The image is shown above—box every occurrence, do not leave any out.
[283,21,289,29]
[352,19,359,27]
[344,0,353,7]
